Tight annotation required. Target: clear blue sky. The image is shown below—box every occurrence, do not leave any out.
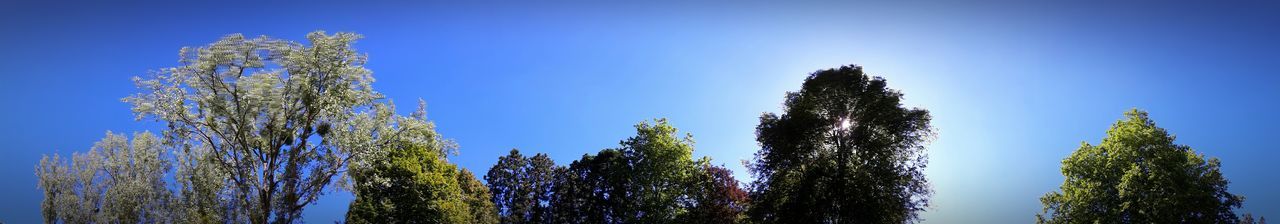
[1,1,1277,223]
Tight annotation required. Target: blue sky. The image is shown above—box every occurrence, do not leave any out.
[2,1,1277,223]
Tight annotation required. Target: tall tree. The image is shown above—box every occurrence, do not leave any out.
[485,149,556,224]
[37,131,172,223]
[525,153,557,223]
[125,31,393,223]
[487,150,530,223]
[748,65,934,223]
[549,151,622,224]
[1037,109,1244,224]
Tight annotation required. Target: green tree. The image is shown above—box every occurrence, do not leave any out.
[548,119,702,224]
[459,168,501,224]
[485,149,556,224]
[125,31,403,223]
[623,119,698,223]
[345,102,494,224]
[37,31,484,223]
[1037,109,1244,224]
[37,131,172,223]
[748,65,934,223]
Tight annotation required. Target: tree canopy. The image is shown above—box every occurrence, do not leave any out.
[486,149,557,224]
[484,119,751,224]
[1037,109,1244,224]
[547,119,702,223]
[37,131,171,223]
[34,30,1268,224]
[38,31,486,224]
[345,102,497,224]
[123,31,396,223]
[681,164,750,223]
[748,65,934,223]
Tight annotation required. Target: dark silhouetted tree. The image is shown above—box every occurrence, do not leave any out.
[1037,109,1243,224]
[488,150,530,223]
[1243,213,1265,224]
[486,149,556,224]
[547,119,702,224]
[748,65,934,223]
[549,151,624,224]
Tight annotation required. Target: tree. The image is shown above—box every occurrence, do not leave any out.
[549,151,621,224]
[622,119,698,223]
[547,119,701,224]
[488,149,529,223]
[125,31,394,223]
[1243,213,1264,224]
[681,164,750,223]
[748,65,934,223]
[38,31,485,223]
[1037,109,1243,224]
[170,134,237,223]
[345,102,494,224]
[459,168,501,224]
[525,153,557,223]
[37,131,172,223]
[485,149,556,224]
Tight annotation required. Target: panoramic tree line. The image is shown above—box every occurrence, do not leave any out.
[34,31,1264,223]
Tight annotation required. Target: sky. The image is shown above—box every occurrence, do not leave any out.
[1,1,1277,223]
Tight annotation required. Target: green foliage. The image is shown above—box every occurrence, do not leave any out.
[620,119,698,223]
[38,31,487,224]
[345,138,466,223]
[123,31,392,223]
[485,149,556,224]
[459,169,501,224]
[544,119,749,224]
[748,65,934,223]
[34,30,1268,224]
[1037,109,1244,224]
[36,131,172,223]
[346,103,496,224]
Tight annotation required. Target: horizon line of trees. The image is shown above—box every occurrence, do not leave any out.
[34,31,1266,224]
